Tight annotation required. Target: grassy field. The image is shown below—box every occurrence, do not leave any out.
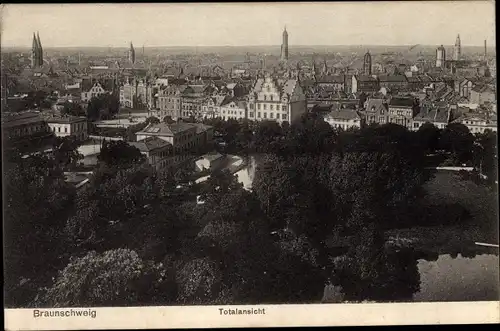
[386,171,499,255]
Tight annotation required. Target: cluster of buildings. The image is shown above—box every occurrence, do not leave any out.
[1,111,88,143]
[2,30,497,153]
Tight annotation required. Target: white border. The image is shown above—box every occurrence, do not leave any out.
[5,302,500,330]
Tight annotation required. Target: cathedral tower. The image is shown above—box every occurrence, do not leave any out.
[363,50,372,75]
[128,42,136,65]
[280,26,289,62]
[453,34,461,61]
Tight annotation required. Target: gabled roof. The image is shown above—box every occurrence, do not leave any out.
[389,97,414,107]
[472,84,495,93]
[378,75,408,83]
[356,75,378,82]
[325,109,361,121]
[130,136,172,152]
[365,98,388,113]
[316,75,345,84]
[414,105,449,123]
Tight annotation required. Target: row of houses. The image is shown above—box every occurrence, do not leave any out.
[306,73,495,106]
[317,96,497,134]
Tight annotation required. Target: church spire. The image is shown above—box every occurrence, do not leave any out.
[36,31,43,66]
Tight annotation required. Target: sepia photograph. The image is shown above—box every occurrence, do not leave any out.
[1,1,498,329]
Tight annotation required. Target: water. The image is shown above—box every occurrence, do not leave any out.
[218,155,500,302]
[234,155,257,190]
[323,253,499,302]
[413,253,499,302]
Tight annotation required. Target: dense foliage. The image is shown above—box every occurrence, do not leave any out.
[3,113,495,307]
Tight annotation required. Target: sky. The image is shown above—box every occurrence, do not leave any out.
[0,2,496,48]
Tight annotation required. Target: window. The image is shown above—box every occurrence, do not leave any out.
[263,104,267,110]
[264,95,267,101]
[257,104,261,110]
[257,112,261,118]
[270,113,274,119]
[263,112,267,119]
[64,127,67,133]
[282,105,286,111]
[270,95,274,101]
[270,104,274,110]
[282,114,288,120]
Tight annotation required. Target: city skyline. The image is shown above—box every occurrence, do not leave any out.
[1,2,496,48]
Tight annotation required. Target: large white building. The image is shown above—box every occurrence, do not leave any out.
[323,110,363,130]
[46,115,88,141]
[247,74,307,124]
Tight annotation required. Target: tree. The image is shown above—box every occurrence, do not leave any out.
[97,140,145,168]
[440,123,474,164]
[472,130,498,182]
[416,122,441,153]
[61,102,84,117]
[331,225,420,301]
[52,136,84,170]
[285,112,337,156]
[252,120,284,153]
[34,249,176,307]
[4,154,76,307]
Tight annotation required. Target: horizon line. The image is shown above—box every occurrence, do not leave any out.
[2,43,495,49]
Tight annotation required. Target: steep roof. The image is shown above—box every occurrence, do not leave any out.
[365,98,388,113]
[378,75,408,83]
[130,136,172,152]
[389,97,414,107]
[1,111,45,128]
[414,105,449,123]
[325,109,361,121]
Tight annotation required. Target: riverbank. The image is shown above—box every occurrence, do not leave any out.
[386,170,499,256]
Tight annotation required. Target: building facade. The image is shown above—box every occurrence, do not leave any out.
[157,85,184,119]
[2,111,49,141]
[436,45,446,68]
[386,97,418,128]
[130,136,173,175]
[46,115,88,141]
[247,74,307,124]
[324,109,363,130]
[120,79,153,109]
[81,82,109,102]
[352,75,379,93]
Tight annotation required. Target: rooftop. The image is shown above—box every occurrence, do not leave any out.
[1,111,45,128]
[325,109,361,121]
[137,122,213,137]
[130,136,172,152]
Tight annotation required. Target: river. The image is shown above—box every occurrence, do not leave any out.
[235,155,499,302]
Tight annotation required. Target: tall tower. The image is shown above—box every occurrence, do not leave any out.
[484,40,487,61]
[36,32,43,66]
[453,34,461,61]
[436,45,446,68]
[128,42,136,65]
[280,26,289,62]
[31,33,38,68]
[363,50,372,75]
